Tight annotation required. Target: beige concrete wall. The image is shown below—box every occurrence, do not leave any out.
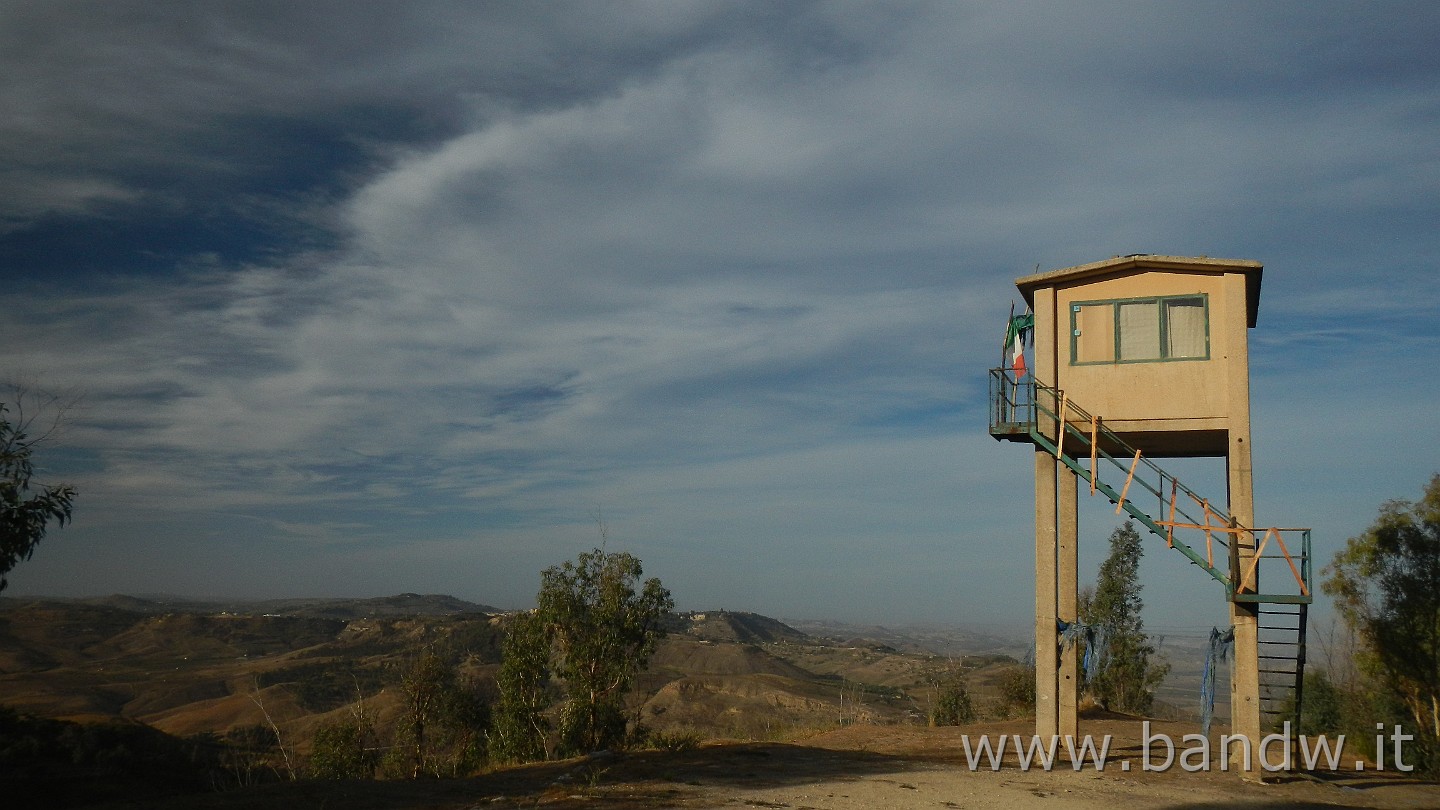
[1050,269,1244,431]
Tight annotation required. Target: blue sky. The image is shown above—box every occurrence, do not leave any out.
[3,2,1438,634]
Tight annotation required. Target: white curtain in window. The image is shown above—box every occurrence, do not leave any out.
[1165,298,1206,358]
[1118,301,1160,360]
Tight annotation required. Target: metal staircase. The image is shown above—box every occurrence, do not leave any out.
[1258,602,1309,732]
[988,367,1313,728]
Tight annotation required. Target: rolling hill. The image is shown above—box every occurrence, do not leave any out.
[0,596,1031,741]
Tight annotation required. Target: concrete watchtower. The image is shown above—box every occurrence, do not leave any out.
[989,255,1311,769]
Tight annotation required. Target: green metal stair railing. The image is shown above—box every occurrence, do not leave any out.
[988,367,1312,605]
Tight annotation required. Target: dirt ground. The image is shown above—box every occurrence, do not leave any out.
[83,718,1440,810]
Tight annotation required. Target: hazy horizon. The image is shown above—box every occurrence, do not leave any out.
[5,3,1438,631]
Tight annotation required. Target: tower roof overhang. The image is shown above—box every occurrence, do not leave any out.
[1016,255,1263,328]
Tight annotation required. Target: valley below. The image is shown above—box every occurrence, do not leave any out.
[1,594,1435,809]
[0,593,1032,746]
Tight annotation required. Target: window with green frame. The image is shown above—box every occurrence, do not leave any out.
[1070,294,1209,364]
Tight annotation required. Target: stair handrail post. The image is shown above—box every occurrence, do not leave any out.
[1293,605,1309,738]
[1229,517,1243,596]
[1301,530,1311,596]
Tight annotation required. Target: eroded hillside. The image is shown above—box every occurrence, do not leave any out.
[0,598,1029,756]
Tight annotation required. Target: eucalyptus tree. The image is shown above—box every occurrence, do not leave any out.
[1324,473,1440,771]
[0,402,76,592]
[494,547,673,758]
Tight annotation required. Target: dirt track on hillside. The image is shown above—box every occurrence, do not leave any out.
[83,718,1439,810]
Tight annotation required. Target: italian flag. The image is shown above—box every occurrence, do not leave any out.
[1006,313,1033,378]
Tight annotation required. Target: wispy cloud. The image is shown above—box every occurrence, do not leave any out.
[4,2,1439,624]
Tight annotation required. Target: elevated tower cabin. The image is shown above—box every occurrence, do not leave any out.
[989,254,1311,770]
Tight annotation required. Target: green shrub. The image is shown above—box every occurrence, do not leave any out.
[995,665,1036,719]
[647,729,702,752]
[308,718,377,780]
[930,676,975,726]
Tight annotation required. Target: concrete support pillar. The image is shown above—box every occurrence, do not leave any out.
[1224,273,1261,770]
[1058,466,1079,739]
[1227,439,1260,770]
[1035,447,1059,739]
[1032,284,1061,740]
